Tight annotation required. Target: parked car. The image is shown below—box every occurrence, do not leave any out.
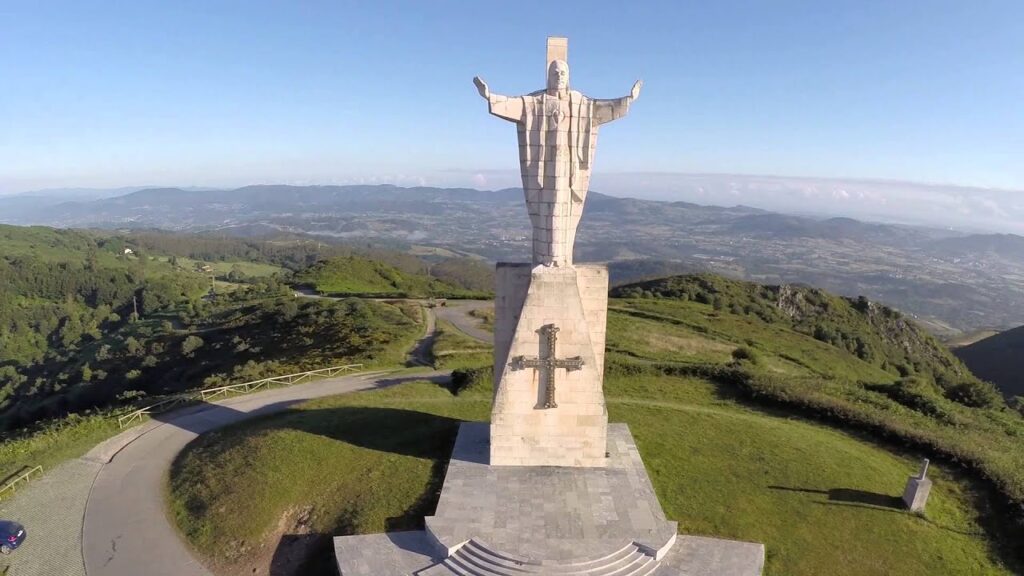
[0,520,26,554]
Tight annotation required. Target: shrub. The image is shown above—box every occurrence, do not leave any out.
[181,335,205,357]
[449,367,491,395]
[885,377,960,424]
[1012,396,1024,417]
[946,379,1004,409]
[731,346,761,365]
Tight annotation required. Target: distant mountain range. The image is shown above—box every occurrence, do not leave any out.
[2,184,1022,333]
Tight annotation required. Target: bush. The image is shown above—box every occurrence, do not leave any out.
[731,346,761,365]
[883,377,961,424]
[181,335,205,357]
[946,379,1004,409]
[449,367,491,395]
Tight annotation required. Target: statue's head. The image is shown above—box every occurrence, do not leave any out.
[547,60,569,92]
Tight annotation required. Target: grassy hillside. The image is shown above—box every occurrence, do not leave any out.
[170,376,1015,576]
[955,326,1024,399]
[295,255,488,298]
[613,274,994,404]
[169,273,1024,575]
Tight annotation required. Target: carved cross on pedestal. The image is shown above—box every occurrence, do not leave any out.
[510,323,584,409]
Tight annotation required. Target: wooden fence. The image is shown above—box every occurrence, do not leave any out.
[0,466,43,501]
[116,364,364,428]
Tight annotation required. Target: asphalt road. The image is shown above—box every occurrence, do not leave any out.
[82,369,445,576]
[433,300,493,344]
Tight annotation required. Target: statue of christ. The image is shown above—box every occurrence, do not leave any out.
[473,39,642,267]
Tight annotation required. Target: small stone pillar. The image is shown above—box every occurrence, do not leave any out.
[902,458,932,512]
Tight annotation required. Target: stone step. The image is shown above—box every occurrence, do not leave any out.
[437,540,660,576]
[461,540,637,572]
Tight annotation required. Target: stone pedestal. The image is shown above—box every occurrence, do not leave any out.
[902,476,932,512]
[491,263,609,467]
[902,458,932,512]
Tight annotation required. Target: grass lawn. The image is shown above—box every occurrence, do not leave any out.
[467,307,494,332]
[1,413,120,485]
[168,374,1013,576]
[430,319,492,370]
[164,257,287,278]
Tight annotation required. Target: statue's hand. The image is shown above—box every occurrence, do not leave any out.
[631,80,643,101]
[473,77,490,99]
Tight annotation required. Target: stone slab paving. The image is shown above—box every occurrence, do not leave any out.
[0,458,100,576]
[334,532,437,576]
[336,422,764,576]
[426,423,677,562]
[659,536,764,576]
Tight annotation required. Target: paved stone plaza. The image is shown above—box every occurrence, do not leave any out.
[334,423,764,575]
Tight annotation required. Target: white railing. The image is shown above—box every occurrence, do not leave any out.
[116,364,363,428]
[0,465,43,501]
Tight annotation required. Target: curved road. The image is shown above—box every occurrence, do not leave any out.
[433,300,493,344]
[0,297,487,576]
[82,368,444,576]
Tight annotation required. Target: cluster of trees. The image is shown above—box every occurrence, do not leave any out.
[0,226,424,434]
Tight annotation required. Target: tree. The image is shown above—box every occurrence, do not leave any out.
[125,336,144,357]
[182,335,205,357]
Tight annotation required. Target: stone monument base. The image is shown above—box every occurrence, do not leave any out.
[902,476,932,512]
[491,264,610,468]
[334,423,765,575]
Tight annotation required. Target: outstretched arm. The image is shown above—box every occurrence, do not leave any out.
[593,80,642,126]
[474,76,524,123]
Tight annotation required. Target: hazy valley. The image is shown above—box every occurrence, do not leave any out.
[4,184,1023,335]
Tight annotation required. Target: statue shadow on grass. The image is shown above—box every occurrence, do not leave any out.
[767,485,904,510]
[259,405,466,576]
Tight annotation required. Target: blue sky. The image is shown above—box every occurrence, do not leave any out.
[2,0,1022,198]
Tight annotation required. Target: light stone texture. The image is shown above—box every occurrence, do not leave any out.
[474,40,639,268]
[491,264,609,467]
[902,459,933,512]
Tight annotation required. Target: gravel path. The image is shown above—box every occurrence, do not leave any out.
[0,458,100,576]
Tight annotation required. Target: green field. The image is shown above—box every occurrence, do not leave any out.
[168,256,287,278]
[169,373,1013,576]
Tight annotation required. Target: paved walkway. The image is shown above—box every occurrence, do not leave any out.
[0,368,443,576]
[0,458,99,576]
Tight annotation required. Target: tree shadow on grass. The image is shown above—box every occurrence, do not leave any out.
[767,485,904,510]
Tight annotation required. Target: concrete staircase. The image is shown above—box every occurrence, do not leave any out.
[418,540,660,576]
